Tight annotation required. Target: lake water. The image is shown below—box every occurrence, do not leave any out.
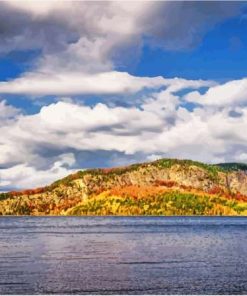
[0,216,247,294]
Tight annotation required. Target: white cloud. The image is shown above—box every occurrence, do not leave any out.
[236,153,247,162]
[5,0,70,16]
[0,1,242,97]
[0,100,19,120]
[0,153,76,189]
[185,78,247,106]
[2,1,242,54]
[0,71,166,96]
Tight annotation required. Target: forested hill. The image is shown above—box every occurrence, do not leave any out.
[1,158,247,216]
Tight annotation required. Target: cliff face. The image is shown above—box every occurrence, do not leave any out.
[223,170,247,195]
[0,158,247,215]
[76,162,247,195]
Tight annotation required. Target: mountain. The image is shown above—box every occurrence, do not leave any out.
[1,158,247,216]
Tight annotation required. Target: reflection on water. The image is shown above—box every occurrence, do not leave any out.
[0,216,247,294]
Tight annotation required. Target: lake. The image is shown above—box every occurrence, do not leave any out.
[0,216,247,294]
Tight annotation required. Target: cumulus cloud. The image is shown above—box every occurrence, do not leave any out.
[141,1,242,50]
[236,153,247,162]
[185,78,247,107]
[0,1,243,97]
[1,76,247,190]
[0,153,76,190]
[0,1,150,71]
[0,100,19,120]
[1,1,242,55]
[0,71,167,96]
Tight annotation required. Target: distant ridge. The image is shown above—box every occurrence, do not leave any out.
[216,162,247,171]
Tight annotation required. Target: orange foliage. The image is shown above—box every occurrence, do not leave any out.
[154,179,177,188]
[101,168,118,174]
[180,184,192,191]
[54,196,82,212]
[109,185,165,200]
[9,187,47,197]
[234,192,247,202]
[9,191,22,197]
[207,186,247,202]
[208,186,223,195]
[32,187,45,194]
[101,165,129,175]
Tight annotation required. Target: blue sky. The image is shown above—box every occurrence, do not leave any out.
[133,12,247,81]
[1,1,247,190]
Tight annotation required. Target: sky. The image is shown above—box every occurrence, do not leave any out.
[1,1,247,190]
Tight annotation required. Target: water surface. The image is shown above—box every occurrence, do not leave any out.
[0,216,246,294]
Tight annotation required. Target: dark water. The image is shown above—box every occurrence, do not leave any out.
[0,217,247,294]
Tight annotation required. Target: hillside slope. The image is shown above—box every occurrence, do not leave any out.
[1,158,247,216]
